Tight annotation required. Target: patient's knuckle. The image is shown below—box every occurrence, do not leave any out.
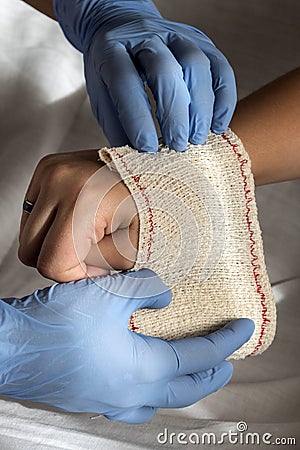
[36,259,57,280]
[46,163,70,186]
[36,153,58,172]
[39,153,57,164]
[18,245,36,267]
[37,259,73,283]
[37,155,73,184]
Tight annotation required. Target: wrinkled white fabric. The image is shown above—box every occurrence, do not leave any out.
[0,0,299,448]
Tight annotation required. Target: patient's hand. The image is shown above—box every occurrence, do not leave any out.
[18,150,139,282]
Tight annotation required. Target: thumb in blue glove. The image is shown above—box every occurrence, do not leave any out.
[0,269,254,424]
[53,0,237,152]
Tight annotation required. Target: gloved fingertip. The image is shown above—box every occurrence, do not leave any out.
[216,360,234,388]
[189,133,208,145]
[138,148,158,154]
[219,360,234,375]
[223,318,256,341]
[122,269,171,306]
[137,146,158,154]
[154,288,172,308]
[168,138,188,152]
[189,115,212,145]
[211,126,227,135]
[134,132,159,154]
[211,108,232,134]
[146,281,172,310]
[201,361,234,396]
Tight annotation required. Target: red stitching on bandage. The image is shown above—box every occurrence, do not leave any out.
[129,314,139,332]
[221,133,270,357]
[113,151,154,263]
[113,150,155,333]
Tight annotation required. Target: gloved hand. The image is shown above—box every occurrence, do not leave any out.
[0,269,254,423]
[53,0,237,152]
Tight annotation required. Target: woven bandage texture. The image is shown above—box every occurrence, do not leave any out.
[98,129,276,359]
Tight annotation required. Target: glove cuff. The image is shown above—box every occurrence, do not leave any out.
[53,0,162,52]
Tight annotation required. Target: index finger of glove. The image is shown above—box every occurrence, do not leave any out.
[84,51,130,148]
[169,318,255,377]
[130,36,190,151]
[150,361,233,408]
[167,36,214,144]
[146,318,255,381]
[99,43,158,152]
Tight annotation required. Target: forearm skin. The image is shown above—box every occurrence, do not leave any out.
[22,0,56,20]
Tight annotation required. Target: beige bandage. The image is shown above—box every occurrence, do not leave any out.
[98,129,276,359]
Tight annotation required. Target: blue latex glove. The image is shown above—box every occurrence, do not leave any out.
[0,269,254,424]
[53,0,237,152]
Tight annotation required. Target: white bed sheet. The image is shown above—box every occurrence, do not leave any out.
[0,0,299,448]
